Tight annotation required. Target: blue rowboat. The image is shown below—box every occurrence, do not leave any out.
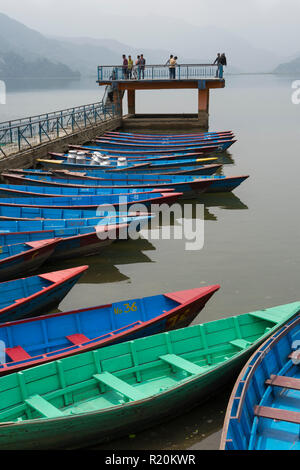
[0,184,174,198]
[0,223,130,260]
[98,134,234,145]
[70,141,231,157]
[0,239,60,281]
[0,206,152,221]
[220,305,300,450]
[11,163,222,177]
[0,284,220,375]
[105,130,234,140]
[93,137,235,153]
[2,172,248,194]
[106,163,222,175]
[0,215,152,232]
[0,265,88,323]
[0,192,182,211]
[97,136,234,148]
[2,173,213,198]
[38,154,220,172]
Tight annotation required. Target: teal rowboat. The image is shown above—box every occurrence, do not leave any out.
[0,302,298,449]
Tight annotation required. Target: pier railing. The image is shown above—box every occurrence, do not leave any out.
[97,64,219,82]
[0,94,120,157]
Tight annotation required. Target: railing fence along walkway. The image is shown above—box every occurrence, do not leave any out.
[0,87,120,157]
[97,64,220,82]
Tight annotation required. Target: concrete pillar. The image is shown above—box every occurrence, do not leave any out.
[127,90,135,115]
[113,89,123,116]
[198,88,209,128]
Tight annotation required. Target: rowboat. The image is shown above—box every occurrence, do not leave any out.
[69,143,218,158]
[70,142,230,157]
[37,158,221,174]
[0,285,220,375]
[47,151,219,168]
[51,172,249,193]
[106,164,222,176]
[17,163,222,177]
[93,138,235,153]
[105,130,234,140]
[0,265,88,323]
[0,301,297,449]
[99,134,234,145]
[0,215,151,233]
[0,239,60,281]
[0,223,129,259]
[1,173,213,198]
[0,192,182,211]
[0,184,174,198]
[1,173,248,195]
[220,306,300,450]
[0,206,151,222]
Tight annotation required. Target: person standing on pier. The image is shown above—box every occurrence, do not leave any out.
[133,56,140,79]
[140,54,146,79]
[218,53,227,79]
[168,56,177,79]
[122,54,128,79]
[166,55,174,79]
[128,55,133,79]
[214,53,221,77]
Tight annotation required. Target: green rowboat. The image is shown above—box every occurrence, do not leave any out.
[0,301,299,449]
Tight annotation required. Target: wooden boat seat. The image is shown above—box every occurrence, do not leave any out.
[254,405,300,425]
[230,339,252,350]
[265,374,300,391]
[93,372,145,401]
[249,311,278,323]
[6,346,31,362]
[159,354,205,375]
[25,395,65,419]
[66,334,90,345]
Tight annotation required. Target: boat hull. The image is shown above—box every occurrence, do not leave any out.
[0,343,263,450]
[0,266,88,323]
[0,240,59,281]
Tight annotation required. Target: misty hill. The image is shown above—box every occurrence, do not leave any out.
[74,14,285,73]
[0,11,288,79]
[0,13,79,78]
[273,56,300,74]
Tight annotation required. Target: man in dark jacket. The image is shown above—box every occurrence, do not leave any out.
[122,54,128,79]
[214,53,221,77]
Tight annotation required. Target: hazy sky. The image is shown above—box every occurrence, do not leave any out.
[0,0,299,56]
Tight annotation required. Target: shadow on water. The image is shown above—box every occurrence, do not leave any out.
[36,236,156,284]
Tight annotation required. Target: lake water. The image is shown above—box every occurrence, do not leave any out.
[1,74,299,450]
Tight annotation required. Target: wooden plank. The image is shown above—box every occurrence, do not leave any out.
[159,354,205,375]
[254,405,300,424]
[93,372,144,401]
[6,346,31,362]
[66,333,90,345]
[25,395,65,419]
[265,374,300,391]
[230,339,251,350]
